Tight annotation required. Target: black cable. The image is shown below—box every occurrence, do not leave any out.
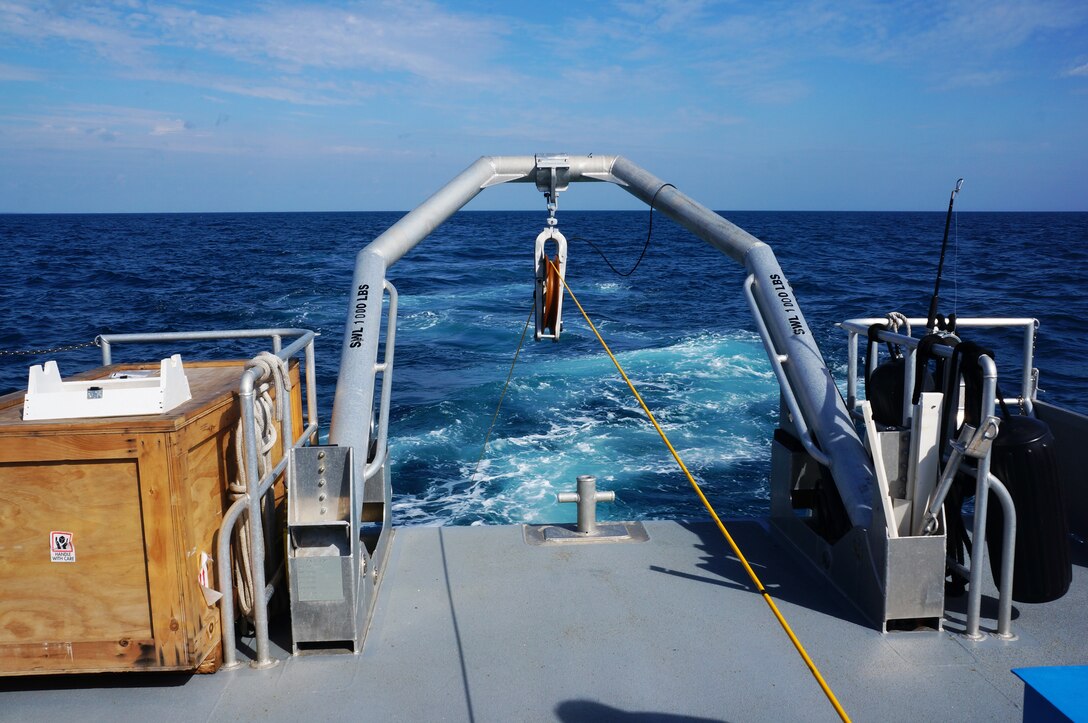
[570,182,674,278]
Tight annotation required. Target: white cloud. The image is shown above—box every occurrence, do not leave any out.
[1,0,1086,171]
[0,104,206,150]
[1064,62,1088,77]
[324,145,379,155]
[0,0,520,105]
[616,0,715,32]
[937,70,1013,90]
[0,1,155,66]
[608,1,1088,96]
[7,0,1081,117]
[672,107,747,127]
[0,62,42,81]
[150,118,189,135]
[126,67,365,106]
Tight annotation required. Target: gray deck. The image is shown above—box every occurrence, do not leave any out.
[2,519,1086,722]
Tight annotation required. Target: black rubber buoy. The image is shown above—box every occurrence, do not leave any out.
[868,358,934,427]
[985,415,1071,603]
[869,359,906,426]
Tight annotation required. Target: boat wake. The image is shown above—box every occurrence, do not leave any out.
[390,330,778,526]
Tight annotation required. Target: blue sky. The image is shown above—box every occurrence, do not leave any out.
[0,0,1085,212]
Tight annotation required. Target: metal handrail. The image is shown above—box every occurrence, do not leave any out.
[840,317,1038,418]
[228,331,317,668]
[363,281,398,482]
[98,328,320,435]
[963,354,1015,639]
[964,470,1016,639]
[98,328,319,667]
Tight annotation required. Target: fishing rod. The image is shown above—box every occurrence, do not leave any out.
[926,177,965,332]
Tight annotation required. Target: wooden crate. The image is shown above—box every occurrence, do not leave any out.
[0,360,302,676]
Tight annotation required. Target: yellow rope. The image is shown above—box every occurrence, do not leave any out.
[551,261,851,723]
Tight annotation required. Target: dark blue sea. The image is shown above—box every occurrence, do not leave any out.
[1,210,1085,526]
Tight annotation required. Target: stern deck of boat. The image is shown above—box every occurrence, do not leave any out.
[3,519,1086,722]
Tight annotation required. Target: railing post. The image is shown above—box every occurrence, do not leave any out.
[965,354,1007,640]
[240,371,276,668]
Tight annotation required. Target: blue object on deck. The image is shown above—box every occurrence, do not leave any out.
[1013,666,1088,722]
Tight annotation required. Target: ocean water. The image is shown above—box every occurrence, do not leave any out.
[1,210,1085,526]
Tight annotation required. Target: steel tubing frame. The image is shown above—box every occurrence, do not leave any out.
[331,155,875,529]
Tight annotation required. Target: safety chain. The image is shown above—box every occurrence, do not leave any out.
[0,336,102,357]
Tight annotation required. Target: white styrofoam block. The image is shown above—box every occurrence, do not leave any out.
[23,354,193,420]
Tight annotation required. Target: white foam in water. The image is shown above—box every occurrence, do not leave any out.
[404,309,446,331]
[390,330,780,526]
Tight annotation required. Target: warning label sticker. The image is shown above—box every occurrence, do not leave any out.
[50,531,75,563]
